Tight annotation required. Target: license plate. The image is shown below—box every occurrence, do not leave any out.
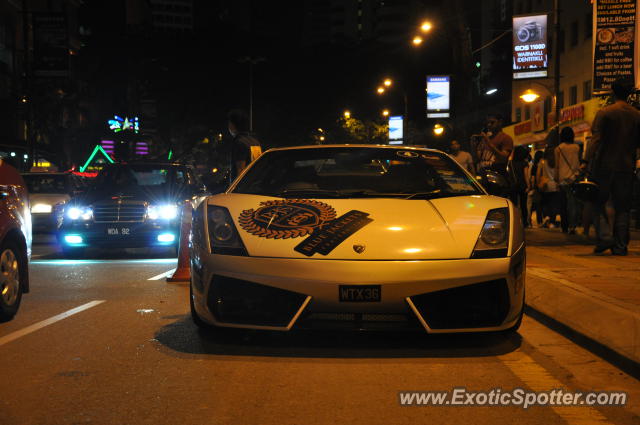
[106,227,131,236]
[339,285,381,302]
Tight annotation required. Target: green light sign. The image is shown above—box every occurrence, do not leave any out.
[79,145,115,173]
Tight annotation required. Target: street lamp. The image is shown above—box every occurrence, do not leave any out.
[383,78,392,87]
[412,36,423,46]
[420,21,432,32]
[382,109,390,117]
[519,89,540,103]
[344,110,351,119]
[433,123,445,136]
[377,87,385,94]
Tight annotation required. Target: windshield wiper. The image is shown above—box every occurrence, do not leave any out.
[276,188,343,198]
[275,189,410,198]
[404,190,442,199]
[404,190,478,200]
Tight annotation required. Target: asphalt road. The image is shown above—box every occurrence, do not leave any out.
[1,236,638,425]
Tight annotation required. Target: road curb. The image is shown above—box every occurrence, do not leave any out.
[526,267,640,365]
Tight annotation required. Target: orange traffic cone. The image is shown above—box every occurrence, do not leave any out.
[167,200,192,282]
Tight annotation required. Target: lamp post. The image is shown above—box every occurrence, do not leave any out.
[376,78,408,143]
[238,56,266,132]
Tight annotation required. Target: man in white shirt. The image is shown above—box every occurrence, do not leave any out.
[450,140,475,174]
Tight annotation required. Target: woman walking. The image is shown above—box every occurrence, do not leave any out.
[536,146,561,228]
[528,150,545,226]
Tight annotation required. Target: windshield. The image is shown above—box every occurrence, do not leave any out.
[233,148,482,199]
[94,165,180,188]
[23,174,68,194]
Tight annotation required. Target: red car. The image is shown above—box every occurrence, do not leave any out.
[0,159,31,321]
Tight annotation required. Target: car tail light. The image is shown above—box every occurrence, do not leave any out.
[471,208,509,259]
[207,205,247,256]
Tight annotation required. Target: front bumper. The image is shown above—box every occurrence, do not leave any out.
[58,221,179,249]
[191,245,526,333]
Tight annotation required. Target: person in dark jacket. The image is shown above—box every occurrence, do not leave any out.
[587,78,640,255]
[510,145,530,227]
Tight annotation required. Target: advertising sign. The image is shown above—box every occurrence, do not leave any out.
[593,0,637,94]
[426,76,450,118]
[33,13,68,77]
[512,14,548,79]
[531,100,545,132]
[388,116,403,144]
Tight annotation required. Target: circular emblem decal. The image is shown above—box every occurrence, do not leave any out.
[238,199,337,239]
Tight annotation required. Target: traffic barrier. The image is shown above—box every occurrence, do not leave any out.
[167,200,192,282]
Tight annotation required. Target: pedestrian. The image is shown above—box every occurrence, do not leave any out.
[554,126,582,234]
[510,145,531,227]
[528,150,544,226]
[586,78,640,255]
[227,109,263,183]
[450,139,475,174]
[536,145,561,228]
[475,113,514,174]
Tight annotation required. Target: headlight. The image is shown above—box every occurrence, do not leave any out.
[147,204,179,220]
[66,206,93,221]
[471,208,509,259]
[207,205,247,256]
[31,203,52,213]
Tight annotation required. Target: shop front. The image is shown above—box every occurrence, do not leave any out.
[504,98,603,152]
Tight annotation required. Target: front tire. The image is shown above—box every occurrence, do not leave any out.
[0,240,26,321]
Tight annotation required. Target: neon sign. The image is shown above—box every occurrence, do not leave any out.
[108,115,140,133]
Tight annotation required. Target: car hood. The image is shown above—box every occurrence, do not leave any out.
[208,194,509,260]
[29,193,70,207]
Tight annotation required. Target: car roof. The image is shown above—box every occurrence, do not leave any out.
[263,144,444,154]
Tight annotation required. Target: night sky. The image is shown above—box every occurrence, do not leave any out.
[75,0,488,164]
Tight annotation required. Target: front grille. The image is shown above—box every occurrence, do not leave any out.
[207,275,308,327]
[409,279,510,330]
[296,311,421,331]
[93,203,146,223]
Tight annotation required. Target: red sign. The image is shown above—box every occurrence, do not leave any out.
[514,120,532,135]
[548,104,585,127]
[560,104,585,123]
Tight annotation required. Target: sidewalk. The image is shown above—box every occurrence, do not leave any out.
[525,226,640,365]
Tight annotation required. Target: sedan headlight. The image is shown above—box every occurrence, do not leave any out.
[471,208,509,259]
[66,206,93,221]
[207,205,247,256]
[31,203,52,213]
[147,204,179,220]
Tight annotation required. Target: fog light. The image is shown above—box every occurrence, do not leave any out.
[157,233,175,243]
[64,235,83,244]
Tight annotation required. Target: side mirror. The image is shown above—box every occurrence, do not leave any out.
[481,170,511,198]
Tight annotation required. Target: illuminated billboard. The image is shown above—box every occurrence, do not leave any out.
[388,116,403,144]
[593,0,637,93]
[426,76,450,118]
[513,14,548,79]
